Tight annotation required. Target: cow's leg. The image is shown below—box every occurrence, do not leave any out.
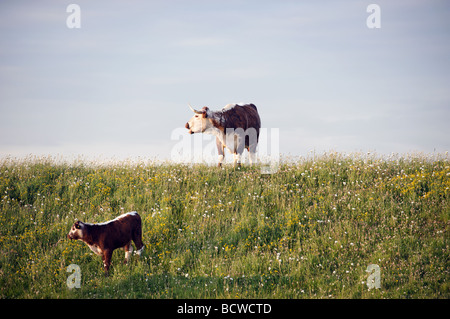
[233,153,242,168]
[234,133,246,168]
[102,250,113,275]
[216,137,224,167]
[248,143,257,166]
[124,242,132,264]
[248,152,256,166]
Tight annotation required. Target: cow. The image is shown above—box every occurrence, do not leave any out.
[185,103,261,167]
[67,211,144,274]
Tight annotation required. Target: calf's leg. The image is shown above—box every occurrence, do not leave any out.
[124,242,133,264]
[102,250,113,275]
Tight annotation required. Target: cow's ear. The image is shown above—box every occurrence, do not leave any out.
[201,107,209,118]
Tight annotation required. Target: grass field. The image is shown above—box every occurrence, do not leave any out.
[0,152,448,299]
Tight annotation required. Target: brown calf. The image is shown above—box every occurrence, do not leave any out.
[67,211,144,274]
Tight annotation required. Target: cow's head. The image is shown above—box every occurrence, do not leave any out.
[185,104,212,134]
[67,221,85,240]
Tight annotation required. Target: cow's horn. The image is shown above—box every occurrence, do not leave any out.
[188,103,202,114]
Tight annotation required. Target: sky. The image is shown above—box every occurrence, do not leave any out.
[1,1,449,163]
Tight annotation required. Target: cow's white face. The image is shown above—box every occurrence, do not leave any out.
[185,107,213,134]
[67,221,85,240]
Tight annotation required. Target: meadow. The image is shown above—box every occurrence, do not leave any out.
[0,152,448,299]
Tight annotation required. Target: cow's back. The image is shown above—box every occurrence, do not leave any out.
[222,104,261,133]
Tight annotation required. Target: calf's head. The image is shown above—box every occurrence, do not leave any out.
[67,221,85,240]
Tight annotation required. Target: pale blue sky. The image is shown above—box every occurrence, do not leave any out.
[1,1,449,161]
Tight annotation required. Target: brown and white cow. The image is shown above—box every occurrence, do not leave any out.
[67,211,144,274]
[185,103,261,167]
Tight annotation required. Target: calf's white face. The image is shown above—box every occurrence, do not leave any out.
[67,221,84,240]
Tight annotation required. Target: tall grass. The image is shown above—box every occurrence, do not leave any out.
[0,152,448,298]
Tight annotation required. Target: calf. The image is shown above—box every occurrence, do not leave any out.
[67,211,144,274]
